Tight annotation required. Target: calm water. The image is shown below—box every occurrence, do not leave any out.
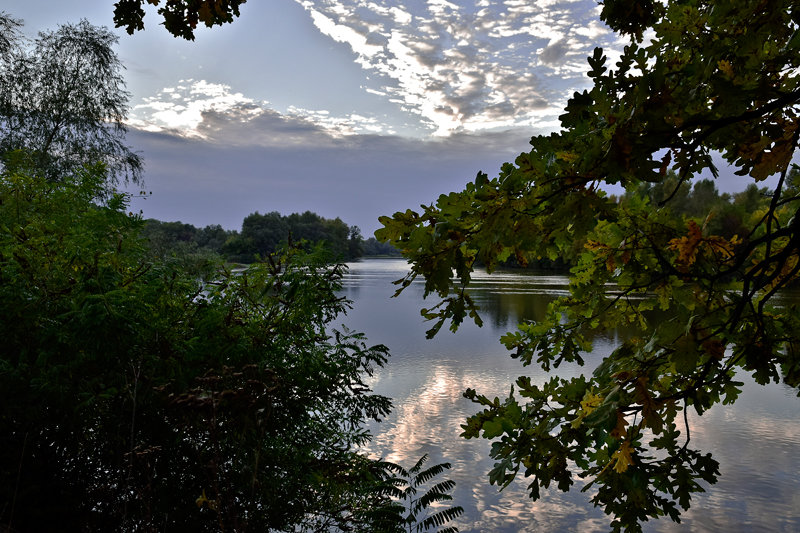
[340,258,800,533]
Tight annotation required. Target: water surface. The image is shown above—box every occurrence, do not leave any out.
[341,258,800,533]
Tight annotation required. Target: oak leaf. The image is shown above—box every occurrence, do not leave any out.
[612,441,635,474]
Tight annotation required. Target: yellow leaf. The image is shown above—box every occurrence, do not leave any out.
[581,391,603,414]
[752,142,794,181]
[668,220,703,270]
[717,59,734,79]
[612,441,634,473]
[196,489,209,508]
[571,390,603,428]
[196,489,218,511]
[584,239,609,251]
[556,151,580,163]
[746,117,798,181]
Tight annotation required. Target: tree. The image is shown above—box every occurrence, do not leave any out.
[362,236,402,257]
[377,0,800,531]
[0,160,399,532]
[0,16,142,186]
[349,225,365,259]
[113,0,247,40]
[226,210,364,263]
[195,223,233,252]
[0,12,22,56]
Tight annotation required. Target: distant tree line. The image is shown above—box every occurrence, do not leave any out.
[140,210,402,264]
[143,174,767,270]
[624,174,775,242]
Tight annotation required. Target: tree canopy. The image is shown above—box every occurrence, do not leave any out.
[224,210,363,263]
[113,0,247,40]
[377,0,800,530]
[139,211,367,265]
[0,15,142,186]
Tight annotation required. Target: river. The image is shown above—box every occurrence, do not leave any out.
[340,258,800,533]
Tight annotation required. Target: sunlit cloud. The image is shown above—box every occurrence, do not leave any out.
[128,79,397,141]
[128,80,262,136]
[128,2,622,140]
[296,0,622,135]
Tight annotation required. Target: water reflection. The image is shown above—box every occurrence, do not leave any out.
[341,258,800,532]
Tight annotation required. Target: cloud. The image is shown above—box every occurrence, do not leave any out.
[295,0,623,135]
[127,2,623,140]
[129,79,399,142]
[128,80,263,136]
[539,38,569,65]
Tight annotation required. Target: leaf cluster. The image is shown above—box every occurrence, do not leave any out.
[113,0,247,40]
[368,454,464,533]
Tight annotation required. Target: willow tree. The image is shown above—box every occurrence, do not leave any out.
[0,16,142,185]
[377,0,800,530]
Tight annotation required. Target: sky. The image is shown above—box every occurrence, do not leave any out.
[0,0,753,234]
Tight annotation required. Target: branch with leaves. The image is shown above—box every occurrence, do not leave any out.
[377,0,800,531]
[113,0,247,40]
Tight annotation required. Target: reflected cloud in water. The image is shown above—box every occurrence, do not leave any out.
[342,259,800,532]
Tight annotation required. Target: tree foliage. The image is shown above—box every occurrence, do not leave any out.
[139,218,235,271]
[0,161,400,532]
[363,236,403,257]
[0,16,142,186]
[113,0,247,40]
[139,214,380,267]
[224,210,364,263]
[377,0,800,530]
[0,12,22,56]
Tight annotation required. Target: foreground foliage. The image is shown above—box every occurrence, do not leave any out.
[113,0,247,40]
[0,164,398,532]
[376,454,463,533]
[378,0,800,531]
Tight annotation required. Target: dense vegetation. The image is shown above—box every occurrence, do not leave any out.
[141,210,368,264]
[0,164,388,531]
[378,0,800,531]
[0,163,461,532]
[0,15,458,533]
[626,176,777,241]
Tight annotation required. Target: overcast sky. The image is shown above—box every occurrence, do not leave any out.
[1,0,753,234]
